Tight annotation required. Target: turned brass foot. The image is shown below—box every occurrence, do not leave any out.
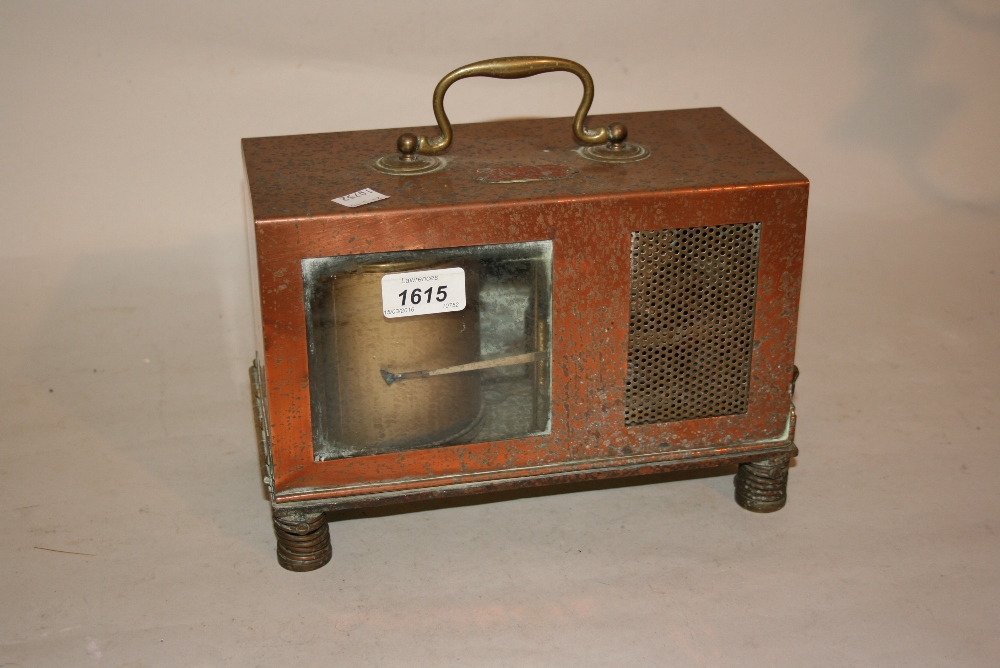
[735,455,790,513]
[273,511,331,572]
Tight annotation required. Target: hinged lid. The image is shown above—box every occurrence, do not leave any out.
[242,107,806,222]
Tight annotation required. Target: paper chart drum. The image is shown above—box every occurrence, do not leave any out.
[319,260,483,457]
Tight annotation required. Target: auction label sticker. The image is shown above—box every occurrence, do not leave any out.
[381,267,466,318]
[332,188,389,207]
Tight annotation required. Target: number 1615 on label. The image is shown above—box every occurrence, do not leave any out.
[380,267,467,319]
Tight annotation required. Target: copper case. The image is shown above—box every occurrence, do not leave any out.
[244,107,807,523]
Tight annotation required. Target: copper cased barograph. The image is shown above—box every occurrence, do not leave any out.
[243,58,807,571]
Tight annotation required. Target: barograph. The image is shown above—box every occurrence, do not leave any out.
[243,57,807,571]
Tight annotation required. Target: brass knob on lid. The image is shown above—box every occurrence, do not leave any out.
[372,132,446,176]
[397,133,419,161]
[607,122,628,146]
[579,120,650,163]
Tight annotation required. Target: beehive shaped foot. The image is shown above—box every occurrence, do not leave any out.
[735,455,791,513]
[273,510,331,572]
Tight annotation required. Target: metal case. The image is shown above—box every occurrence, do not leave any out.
[243,59,807,571]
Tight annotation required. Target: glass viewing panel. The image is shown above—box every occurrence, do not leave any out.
[303,241,552,462]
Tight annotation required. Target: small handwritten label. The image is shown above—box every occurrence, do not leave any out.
[381,267,466,318]
[332,188,389,208]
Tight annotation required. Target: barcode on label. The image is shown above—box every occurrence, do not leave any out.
[380,267,466,318]
[332,188,389,207]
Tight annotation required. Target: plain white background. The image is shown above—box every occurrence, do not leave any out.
[2,1,998,665]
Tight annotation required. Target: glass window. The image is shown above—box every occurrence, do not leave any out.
[303,241,552,461]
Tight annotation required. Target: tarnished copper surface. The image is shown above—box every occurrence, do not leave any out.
[243,107,808,504]
[244,109,804,218]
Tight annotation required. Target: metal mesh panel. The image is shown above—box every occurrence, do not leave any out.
[625,222,761,425]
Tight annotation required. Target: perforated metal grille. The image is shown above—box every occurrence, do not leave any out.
[625,222,761,426]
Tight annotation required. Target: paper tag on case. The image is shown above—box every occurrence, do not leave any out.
[332,188,389,207]
[381,267,466,318]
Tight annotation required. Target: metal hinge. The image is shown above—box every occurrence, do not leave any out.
[249,357,275,500]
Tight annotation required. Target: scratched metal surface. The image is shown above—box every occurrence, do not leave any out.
[242,108,808,501]
[242,108,806,220]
